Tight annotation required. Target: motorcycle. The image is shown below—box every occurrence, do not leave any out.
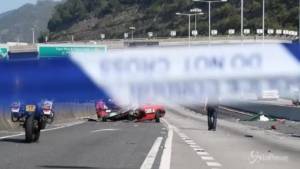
[10,101,49,143]
[95,99,132,122]
[10,102,25,122]
[41,100,55,125]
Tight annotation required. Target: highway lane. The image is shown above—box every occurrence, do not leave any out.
[165,107,300,169]
[0,120,166,169]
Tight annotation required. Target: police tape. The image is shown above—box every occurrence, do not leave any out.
[1,44,299,105]
[71,44,300,104]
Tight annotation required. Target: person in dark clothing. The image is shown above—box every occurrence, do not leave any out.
[207,105,218,131]
[204,97,219,131]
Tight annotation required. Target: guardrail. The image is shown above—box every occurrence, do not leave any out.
[222,101,300,121]
[4,35,295,53]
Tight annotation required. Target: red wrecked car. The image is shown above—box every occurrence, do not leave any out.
[134,105,166,123]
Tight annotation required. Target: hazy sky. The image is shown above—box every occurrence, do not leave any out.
[0,0,60,14]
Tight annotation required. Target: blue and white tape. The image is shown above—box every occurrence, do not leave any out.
[1,44,300,105]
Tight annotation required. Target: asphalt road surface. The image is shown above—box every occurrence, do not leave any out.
[166,106,300,169]
[0,120,166,169]
[1,106,300,169]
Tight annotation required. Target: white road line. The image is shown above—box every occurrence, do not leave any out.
[190,145,200,148]
[197,151,209,156]
[90,128,120,133]
[140,137,163,169]
[206,162,222,167]
[0,121,85,140]
[166,116,224,168]
[201,156,214,160]
[186,142,196,145]
[0,133,24,140]
[193,148,204,151]
[159,119,174,169]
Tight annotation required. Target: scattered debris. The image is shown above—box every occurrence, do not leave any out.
[291,134,300,138]
[259,115,269,122]
[244,134,254,138]
[271,125,277,130]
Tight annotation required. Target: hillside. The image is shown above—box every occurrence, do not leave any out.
[47,0,299,41]
[0,0,60,43]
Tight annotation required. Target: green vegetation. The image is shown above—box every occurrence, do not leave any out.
[0,0,59,43]
[47,0,300,41]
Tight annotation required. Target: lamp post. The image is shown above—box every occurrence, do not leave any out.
[190,8,202,31]
[31,27,35,44]
[193,0,227,43]
[241,0,244,38]
[176,12,203,45]
[262,0,265,41]
[129,26,135,41]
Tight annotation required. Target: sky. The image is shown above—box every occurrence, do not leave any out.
[0,0,60,14]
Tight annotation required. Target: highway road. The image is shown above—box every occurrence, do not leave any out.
[0,120,166,169]
[0,106,299,169]
[166,106,300,169]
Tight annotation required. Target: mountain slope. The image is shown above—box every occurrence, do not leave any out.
[47,0,299,41]
[0,0,60,43]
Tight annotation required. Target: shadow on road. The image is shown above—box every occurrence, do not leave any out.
[38,165,130,169]
[39,166,99,169]
[0,138,27,144]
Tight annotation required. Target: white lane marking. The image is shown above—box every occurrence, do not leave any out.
[0,121,85,140]
[90,128,120,133]
[197,151,209,156]
[0,133,24,140]
[166,116,224,168]
[193,148,204,151]
[186,142,196,145]
[159,119,174,169]
[140,137,163,169]
[201,156,214,160]
[190,145,200,148]
[206,162,222,167]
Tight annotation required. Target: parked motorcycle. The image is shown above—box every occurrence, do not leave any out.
[10,102,25,122]
[41,100,55,125]
[10,101,50,143]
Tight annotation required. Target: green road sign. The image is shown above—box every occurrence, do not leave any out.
[0,46,8,58]
[38,44,107,58]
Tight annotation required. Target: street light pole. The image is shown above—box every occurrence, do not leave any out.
[241,0,244,38]
[208,1,211,42]
[190,8,202,33]
[189,14,191,44]
[32,28,35,44]
[262,0,265,42]
[176,12,203,45]
[193,0,227,43]
[129,26,135,41]
[195,14,197,30]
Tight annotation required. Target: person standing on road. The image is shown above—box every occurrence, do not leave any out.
[204,97,218,131]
